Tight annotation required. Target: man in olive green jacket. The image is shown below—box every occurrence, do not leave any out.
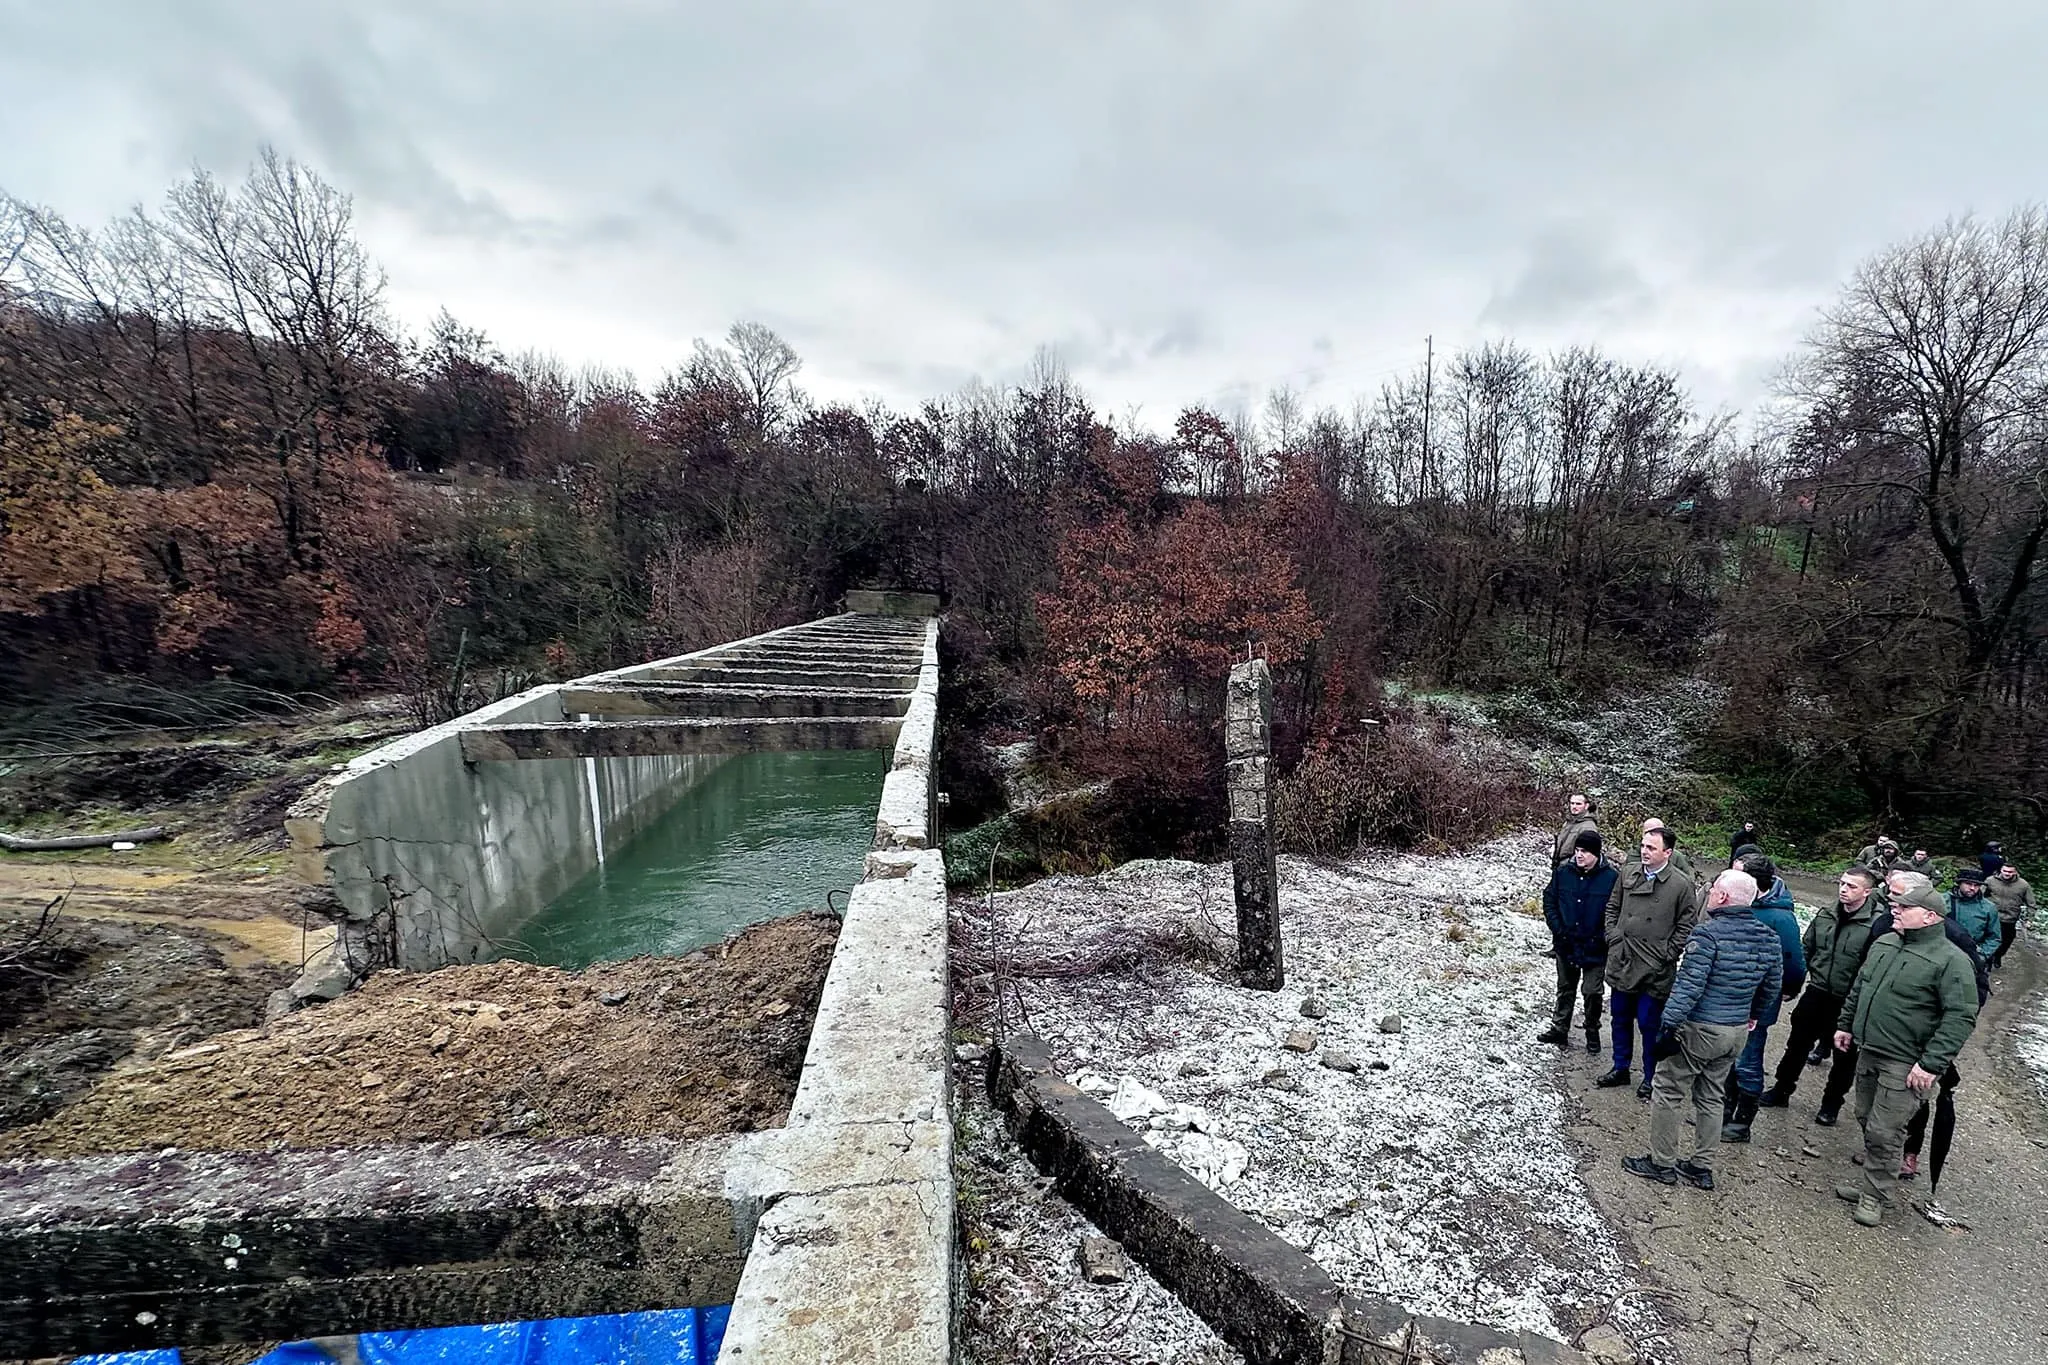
[1985,862,2035,968]
[1761,867,1878,1112]
[1599,828,1699,1096]
[1832,884,1980,1227]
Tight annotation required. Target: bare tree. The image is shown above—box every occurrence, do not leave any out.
[1795,207,2048,680]
[690,320,801,433]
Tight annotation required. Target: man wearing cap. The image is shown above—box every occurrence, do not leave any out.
[1539,830,1616,1053]
[1623,868,1781,1190]
[1833,881,1980,1227]
[1759,867,1878,1118]
[1599,828,1698,1098]
[1985,863,2035,969]
[1946,868,2003,963]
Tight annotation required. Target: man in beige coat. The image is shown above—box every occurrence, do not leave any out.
[1599,827,1699,1098]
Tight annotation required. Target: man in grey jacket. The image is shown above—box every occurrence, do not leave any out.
[1623,869,1783,1190]
[1552,792,1599,866]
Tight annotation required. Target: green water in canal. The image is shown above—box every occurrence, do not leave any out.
[511,749,887,968]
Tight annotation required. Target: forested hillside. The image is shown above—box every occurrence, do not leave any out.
[4,156,2043,859]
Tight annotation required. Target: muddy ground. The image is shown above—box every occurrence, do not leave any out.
[0,908,290,1132]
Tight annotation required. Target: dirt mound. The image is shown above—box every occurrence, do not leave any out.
[0,909,287,1130]
[0,912,841,1159]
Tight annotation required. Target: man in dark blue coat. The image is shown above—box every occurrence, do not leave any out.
[1539,829,1616,1053]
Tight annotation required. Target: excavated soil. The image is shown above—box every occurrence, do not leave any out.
[0,909,289,1132]
[0,912,840,1159]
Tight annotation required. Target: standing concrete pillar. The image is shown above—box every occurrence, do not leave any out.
[1225,659,1283,990]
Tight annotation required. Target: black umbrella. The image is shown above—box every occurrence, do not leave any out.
[1927,1073,1958,1194]
[1902,1066,1961,1193]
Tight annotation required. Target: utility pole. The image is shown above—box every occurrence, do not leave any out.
[1420,334,1434,496]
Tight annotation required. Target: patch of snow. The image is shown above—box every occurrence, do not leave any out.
[956,830,1671,1361]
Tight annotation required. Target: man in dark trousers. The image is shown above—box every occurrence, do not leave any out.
[1599,827,1698,1098]
[1759,867,1879,1118]
[1623,868,1782,1190]
[1986,861,2036,969]
[1862,875,1990,1180]
[1539,829,1616,1053]
[1833,882,1980,1227]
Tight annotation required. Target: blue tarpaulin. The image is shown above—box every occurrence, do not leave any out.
[72,1308,729,1365]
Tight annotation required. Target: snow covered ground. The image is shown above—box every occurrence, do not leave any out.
[953,831,1672,1362]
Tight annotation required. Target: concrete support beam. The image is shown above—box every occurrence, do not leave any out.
[0,1138,742,1358]
[643,667,918,691]
[843,589,940,617]
[458,716,904,762]
[558,685,913,720]
[988,1036,1588,1365]
[1226,659,1283,990]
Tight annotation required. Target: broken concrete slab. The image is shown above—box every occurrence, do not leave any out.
[0,1137,742,1357]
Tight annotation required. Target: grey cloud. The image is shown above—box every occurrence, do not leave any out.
[6,0,2048,419]
[1482,226,1653,328]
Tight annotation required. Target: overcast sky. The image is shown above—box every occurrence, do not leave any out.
[6,1,2046,428]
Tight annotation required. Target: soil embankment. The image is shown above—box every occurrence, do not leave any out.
[2,912,840,1158]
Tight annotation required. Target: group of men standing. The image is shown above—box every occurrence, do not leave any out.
[1537,793,2025,1227]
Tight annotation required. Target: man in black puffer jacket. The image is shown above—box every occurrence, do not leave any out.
[1539,829,1617,1053]
[1622,868,1783,1191]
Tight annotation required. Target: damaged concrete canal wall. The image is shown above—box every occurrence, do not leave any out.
[285,605,935,987]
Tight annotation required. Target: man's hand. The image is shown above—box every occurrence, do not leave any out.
[1746,1018,1757,1032]
[1907,1064,1939,1095]
[1833,1030,1854,1052]
[1652,1032,1682,1062]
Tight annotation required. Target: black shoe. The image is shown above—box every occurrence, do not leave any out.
[1623,1155,1678,1186]
[1815,1102,1840,1127]
[1757,1088,1790,1108]
[1636,1078,1654,1100]
[1720,1121,1752,1143]
[1805,1044,1828,1067]
[1584,1030,1601,1055]
[1595,1068,1632,1088]
[1536,1026,1570,1047]
[1675,1160,1716,1190]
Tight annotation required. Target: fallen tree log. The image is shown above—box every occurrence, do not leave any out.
[0,826,170,852]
